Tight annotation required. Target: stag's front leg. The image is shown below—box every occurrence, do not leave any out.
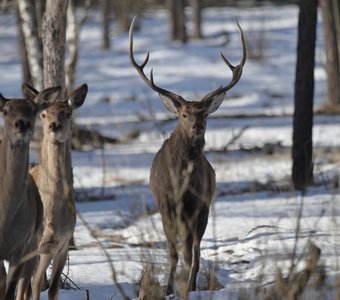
[188,239,200,292]
[0,261,6,299]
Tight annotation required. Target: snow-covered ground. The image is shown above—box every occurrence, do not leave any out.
[1,3,340,299]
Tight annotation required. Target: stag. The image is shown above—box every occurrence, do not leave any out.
[27,84,87,300]
[0,85,60,300]
[129,19,246,294]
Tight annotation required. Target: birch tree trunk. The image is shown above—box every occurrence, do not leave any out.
[42,0,69,95]
[17,0,43,90]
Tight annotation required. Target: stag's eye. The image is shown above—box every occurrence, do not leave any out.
[182,113,188,118]
[2,109,7,116]
[41,113,46,119]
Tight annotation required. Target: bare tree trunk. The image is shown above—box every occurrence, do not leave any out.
[16,7,32,85]
[167,0,187,43]
[17,0,43,90]
[66,0,78,92]
[42,0,69,95]
[320,0,340,105]
[292,0,317,191]
[113,0,134,33]
[190,0,202,39]
[101,0,111,49]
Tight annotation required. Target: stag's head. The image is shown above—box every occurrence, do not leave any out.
[129,18,246,140]
[0,85,61,145]
[26,84,88,143]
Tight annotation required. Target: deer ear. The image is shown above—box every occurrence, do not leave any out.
[68,83,88,110]
[0,93,8,110]
[159,94,183,114]
[36,86,61,110]
[204,92,225,114]
[22,83,39,102]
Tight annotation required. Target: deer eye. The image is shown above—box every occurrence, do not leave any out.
[182,113,188,118]
[40,113,46,119]
[2,109,7,116]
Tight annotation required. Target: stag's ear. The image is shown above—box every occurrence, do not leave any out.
[159,94,183,114]
[22,83,39,102]
[0,93,8,110]
[36,86,61,111]
[68,83,88,110]
[204,92,225,114]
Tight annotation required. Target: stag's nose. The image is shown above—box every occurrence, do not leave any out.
[192,123,203,130]
[49,122,62,132]
[15,120,31,132]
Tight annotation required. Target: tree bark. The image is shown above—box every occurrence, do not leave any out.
[190,0,202,39]
[101,0,111,49]
[167,0,187,43]
[42,0,69,95]
[17,0,43,90]
[320,0,340,105]
[292,0,317,190]
[16,7,32,85]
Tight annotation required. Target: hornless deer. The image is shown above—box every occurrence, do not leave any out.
[0,85,61,300]
[28,84,87,300]
[129,19,246,294]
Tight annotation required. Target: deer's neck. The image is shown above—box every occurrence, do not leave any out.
[170,128,205,162]
[0,137,29,203]
[38,137,73,199]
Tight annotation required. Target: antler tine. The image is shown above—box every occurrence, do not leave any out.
[129,17,181,101]
[201,21,246,102]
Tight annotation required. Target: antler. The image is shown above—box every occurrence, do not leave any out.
[201,21,246,102]
[129,17,182,102]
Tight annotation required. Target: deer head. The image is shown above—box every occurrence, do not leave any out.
[0,85,61,145]
[26,84,88,143]
[129,18,246,141]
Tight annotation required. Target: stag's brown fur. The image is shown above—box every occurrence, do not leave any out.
[129,17,246,295]
[150,100,217,294]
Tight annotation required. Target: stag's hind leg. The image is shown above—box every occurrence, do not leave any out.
[0,261,6,299]
[48,249,68,300]
[32,254,53,300]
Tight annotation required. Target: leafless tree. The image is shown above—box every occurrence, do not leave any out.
[190,0,202,39]
[292,0,317,190]
[101,0,111,49]
[17,0,43,89]
[320,0,340,106]
[167,0,187,43]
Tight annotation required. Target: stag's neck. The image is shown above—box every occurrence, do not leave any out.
[0,137,29,203]
[169,127,205,162]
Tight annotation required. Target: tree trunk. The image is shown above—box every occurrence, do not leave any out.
[167,0,187,43]
[42,0,69,95]
[320,0,340,105]
[190,0,202,39]
[292,0,317,191]
[16,7,32,85]
[17,0,43,90]
[113,0,133,33]
[101,0,111,49]
[66,0,78,92]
